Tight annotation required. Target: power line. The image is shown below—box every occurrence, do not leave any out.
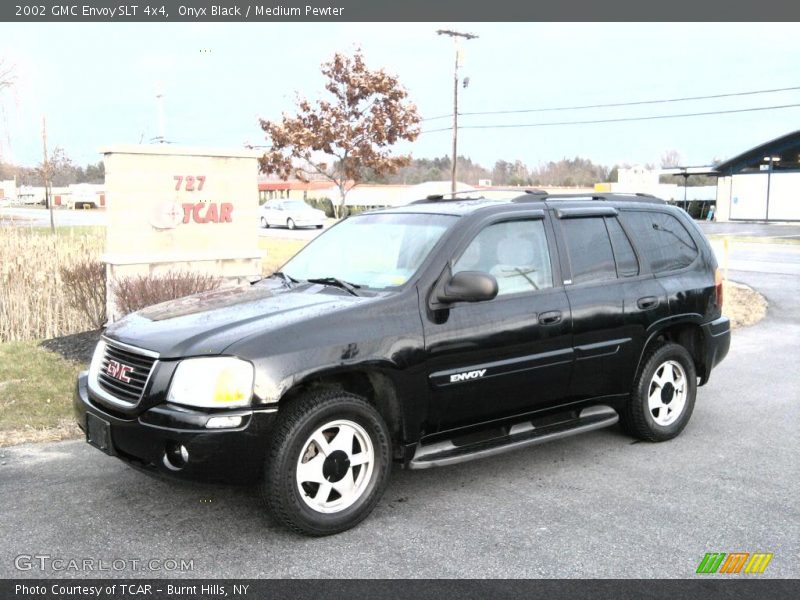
[421,84,800,122]
[420,102,800,134]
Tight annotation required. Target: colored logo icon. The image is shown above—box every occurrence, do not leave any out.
[696,552,773,574]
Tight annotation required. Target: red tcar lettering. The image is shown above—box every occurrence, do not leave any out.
[182,203,194,224]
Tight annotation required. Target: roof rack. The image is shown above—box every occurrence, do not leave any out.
[411,188,547,204]
[512,192,665,205]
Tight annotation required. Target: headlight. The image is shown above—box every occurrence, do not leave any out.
[167,357,254,409]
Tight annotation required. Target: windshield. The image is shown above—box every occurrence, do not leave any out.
[283,200,312,210]
[282,212,457,289]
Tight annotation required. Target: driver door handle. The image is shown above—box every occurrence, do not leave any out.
[637,296,659,310]
[538,310,562,325]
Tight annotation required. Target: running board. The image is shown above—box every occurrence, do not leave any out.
[409,405,619,469]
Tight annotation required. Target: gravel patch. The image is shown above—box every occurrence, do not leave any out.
[723,280,768,329]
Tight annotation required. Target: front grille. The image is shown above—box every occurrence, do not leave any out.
[96,342,157,404]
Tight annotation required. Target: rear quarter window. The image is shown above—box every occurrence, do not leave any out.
[619,210,698,273]
[560,217,617,284]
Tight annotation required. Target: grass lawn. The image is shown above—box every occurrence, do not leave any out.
[258,236,308,274]
[0,341,84,446]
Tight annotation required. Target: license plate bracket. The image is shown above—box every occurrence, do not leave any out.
[86,413,115,456]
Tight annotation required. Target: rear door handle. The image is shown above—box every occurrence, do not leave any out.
[538,310,562,325]
[637,296,659,310]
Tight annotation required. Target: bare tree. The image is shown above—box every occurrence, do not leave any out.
[660,149,682,168]
[0,59,13,92]
[258,50,421,218]
[0,59,15,163]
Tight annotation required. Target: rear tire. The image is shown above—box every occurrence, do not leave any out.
[621,342,697,442]
[287,218,296,230]
[261,217,269,228]
[262,390,392,536]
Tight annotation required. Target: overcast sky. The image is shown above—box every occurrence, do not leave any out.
[1,22,799,170]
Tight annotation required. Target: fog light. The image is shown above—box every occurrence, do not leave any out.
[163,442,189,471]
[206,415,243,429]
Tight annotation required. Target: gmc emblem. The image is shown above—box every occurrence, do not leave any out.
[106,360,134,383]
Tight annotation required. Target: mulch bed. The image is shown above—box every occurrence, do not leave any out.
[40,329,104,365]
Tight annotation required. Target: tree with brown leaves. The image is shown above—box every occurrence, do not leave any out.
[258,51,421,218]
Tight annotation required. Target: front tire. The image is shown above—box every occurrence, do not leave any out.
[262,390,392,536]
[261,217,269,228]
[621,342,697,442]
[287,218,296,230]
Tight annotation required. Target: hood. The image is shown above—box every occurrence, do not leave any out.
[105,280,364,358]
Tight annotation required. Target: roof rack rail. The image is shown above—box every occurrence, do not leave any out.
[512,192,665,204]
[412,188,547,204]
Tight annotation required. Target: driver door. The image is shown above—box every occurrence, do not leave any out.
[422,213,574,431]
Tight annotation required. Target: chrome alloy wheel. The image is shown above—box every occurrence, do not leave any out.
[648,360,687,426]
[296,419,375,514]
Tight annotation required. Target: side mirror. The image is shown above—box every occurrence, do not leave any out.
[437,271,498,304]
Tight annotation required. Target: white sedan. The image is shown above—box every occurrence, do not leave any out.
[259,199,326,230]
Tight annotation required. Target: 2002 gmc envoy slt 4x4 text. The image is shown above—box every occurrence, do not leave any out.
[75,191,730,535]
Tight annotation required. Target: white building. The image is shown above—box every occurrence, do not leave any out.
[713,130,800,222]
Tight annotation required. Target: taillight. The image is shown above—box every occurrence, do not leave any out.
[714,268,724,309]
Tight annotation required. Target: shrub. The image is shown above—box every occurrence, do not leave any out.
[305,197,335,218]
[112,270,222,316]
[59,260,107,329]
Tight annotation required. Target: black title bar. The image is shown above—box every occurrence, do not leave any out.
[4,0,800,22]
[4,579,800,600]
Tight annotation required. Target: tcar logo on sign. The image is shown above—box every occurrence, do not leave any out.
[106,360,134,383]
[696,552,773,574]
[150,175,234,230]
[151,201,234,230]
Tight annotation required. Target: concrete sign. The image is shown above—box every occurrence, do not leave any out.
[101,145,262,321]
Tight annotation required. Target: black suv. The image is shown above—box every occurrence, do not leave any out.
[74,192,730,535]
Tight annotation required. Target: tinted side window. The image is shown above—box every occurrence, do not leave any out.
[453,219,553,296]
[561,217,616,284]
[620,211,698,273]
[606,217,639,277]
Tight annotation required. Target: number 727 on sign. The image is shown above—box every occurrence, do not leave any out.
[174,175,206,191]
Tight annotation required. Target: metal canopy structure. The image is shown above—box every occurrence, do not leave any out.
[714,129,800,174]
[659,166,719,177]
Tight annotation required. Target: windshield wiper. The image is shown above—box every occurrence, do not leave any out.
[271,271,299,288]
[306,277,361,296]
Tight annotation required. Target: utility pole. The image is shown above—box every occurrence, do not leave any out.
[437,29,477,194]
[42,116,54,234]
[155,81,166,143]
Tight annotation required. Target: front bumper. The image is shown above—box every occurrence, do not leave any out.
[699,315,731,385]
[73,372,277,483]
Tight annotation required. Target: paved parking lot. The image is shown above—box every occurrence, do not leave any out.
[257,221,331,240]
[0,206,331,239]
[1,265,797,579]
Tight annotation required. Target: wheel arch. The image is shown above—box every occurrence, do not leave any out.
[278,367,406,459]
[635,319,707,386]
